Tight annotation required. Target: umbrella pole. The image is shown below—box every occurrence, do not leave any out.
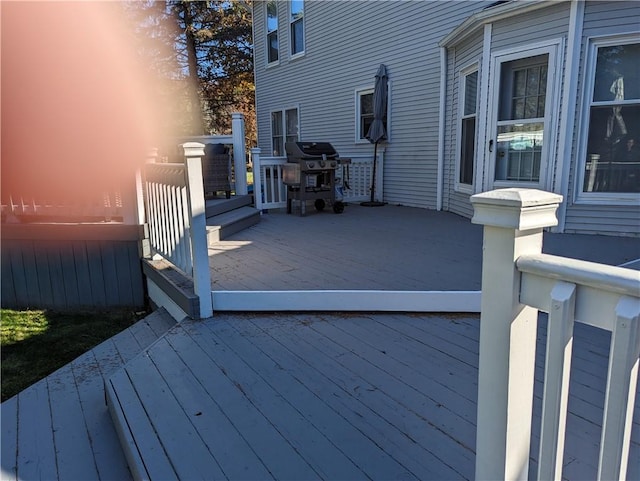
[361,141,385,207]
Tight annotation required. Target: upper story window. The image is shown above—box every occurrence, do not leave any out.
[355,87,389,143]
[290,0,304,56]
[580,38,640,197]
[458,67,478,188]
[266,0,278,64]
[271,107,299,156]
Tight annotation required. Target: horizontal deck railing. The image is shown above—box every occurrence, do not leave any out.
[516,253,639,481]
[471,188,640,481]
[250,147,385,211]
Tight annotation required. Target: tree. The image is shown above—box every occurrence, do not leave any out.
[127,1,255,145]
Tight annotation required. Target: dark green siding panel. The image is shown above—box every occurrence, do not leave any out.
[100,242,120,307]
[34,244,54,307]
[9,246,29,307]
[1,243,17,307]
[21,241,42,307]
[86,242,108,307]
[46,246,67,308]
[72,242,94,305]
[59,243,80,307]
[114,242,135,306]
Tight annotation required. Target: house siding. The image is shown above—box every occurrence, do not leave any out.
[253,0,487,209]
[563,1,640,236]
[255,0,640,236]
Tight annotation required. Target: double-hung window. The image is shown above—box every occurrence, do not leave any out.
[355,87,389,143]
[580,37,640,196]
[290,1,304,56]
[266,1,278,64]
[458,67,478,189]
[271,108,299,156]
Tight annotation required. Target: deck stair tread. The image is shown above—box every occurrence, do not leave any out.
[206,205,260,243]
[105,313,640,481]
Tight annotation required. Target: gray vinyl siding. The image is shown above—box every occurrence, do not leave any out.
[490,2,570,51]
[254,0,487,209]
[443,29,484,219]
[563,1,640,236]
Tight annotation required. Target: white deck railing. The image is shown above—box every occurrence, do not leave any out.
[471,188,640,481]
[250,147,385,211]
[144,143,212,319]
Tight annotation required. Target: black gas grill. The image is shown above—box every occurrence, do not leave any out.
[284,142,350,215]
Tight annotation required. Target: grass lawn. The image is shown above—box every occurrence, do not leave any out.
[1,308,147,402]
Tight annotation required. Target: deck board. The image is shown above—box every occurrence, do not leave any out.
[1,397,18,481]
[47,362,100,480]
[107,312,639,481]
[204,318,416,481]
[16,380,57,480]
[166,325,321,480]
[207,206,640,292]
[1,308,177,481]
[233,316,462,480]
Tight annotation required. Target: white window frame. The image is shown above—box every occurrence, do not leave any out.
[455,63,479,194]
[265,0,279,66]
[485,39,563,192]
[289,0,305,59]
[270,106,300,156]
[354,84,391,144]
[574,33,640,206]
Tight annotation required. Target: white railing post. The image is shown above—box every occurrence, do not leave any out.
[182,142,213,319]
[470,188,563,481]
[232,113,248,195]
[251,148,263,211]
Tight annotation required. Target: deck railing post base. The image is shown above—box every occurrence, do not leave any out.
[471,188,562,481]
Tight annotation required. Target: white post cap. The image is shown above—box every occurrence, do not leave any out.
[471,188,562,231]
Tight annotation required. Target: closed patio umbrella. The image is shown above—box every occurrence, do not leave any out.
[362,64,388,207]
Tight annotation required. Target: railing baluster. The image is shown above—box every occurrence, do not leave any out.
[598,296,640,481]
[537,281,576,481]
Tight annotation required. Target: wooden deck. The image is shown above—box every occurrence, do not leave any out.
[0,309,177,481]
[106,311,640,480]
[207,204,640,292]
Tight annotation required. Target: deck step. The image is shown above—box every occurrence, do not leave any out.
[206,205,260,243]
[205,194,253,217]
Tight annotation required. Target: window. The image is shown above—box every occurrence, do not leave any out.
[495,55,548,183]
[266,0,278,64]
[581,39,640,195]
[271,108,299,156]
[290,1,304,56]
[458,68,478,187]
[355,87,389,143]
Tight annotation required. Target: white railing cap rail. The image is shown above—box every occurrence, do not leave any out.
[517,253,640,298]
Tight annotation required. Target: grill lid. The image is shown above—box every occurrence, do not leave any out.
[285,142,338,161]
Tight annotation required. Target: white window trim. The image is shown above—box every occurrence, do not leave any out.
[265,0,279,67]
[270,105,301,156]
[455,62,479,195]
[354,83,391,144]
[289,1,305,60]
[574,33,640,206]
[485,38,563,192]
